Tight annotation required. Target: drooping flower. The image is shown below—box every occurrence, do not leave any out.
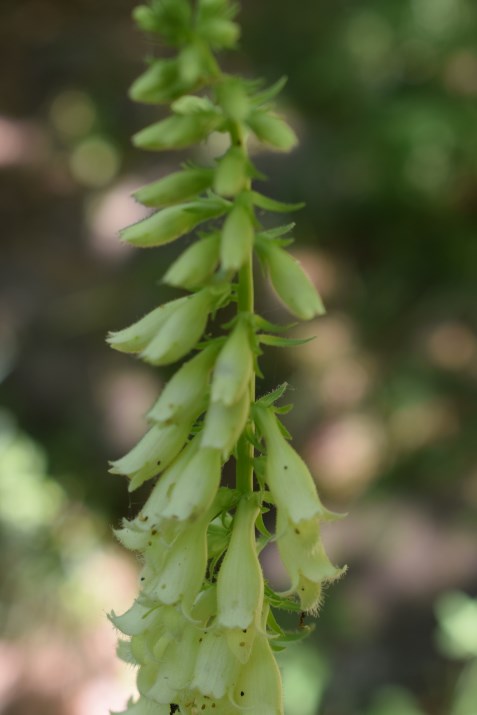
[147,343,219,424]
[144,513,210,610]
[191,628,240,699]
[276,509,345,612]
[216,498,264,631]
[254,406,335,523]
[232,629,284,715]
[109,415,195,491]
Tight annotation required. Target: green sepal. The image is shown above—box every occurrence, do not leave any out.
[264,585,302,613]
[133,167,214,208]
[163,232,221,290]
[258,222,295,240]
[251,76,288,108]
[252,191,305,213]
[255,382,289,408]
[133,111,222,151]
[120,198,227,248]
[254,315,297,333]
[247,110,298,152]
[259,333,315,348]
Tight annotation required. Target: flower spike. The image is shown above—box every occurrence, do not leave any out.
[108,1,345,712]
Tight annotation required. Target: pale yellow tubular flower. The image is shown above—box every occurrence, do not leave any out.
[231,631,283,715]
[159,446,222,521]
[216,498,264,631]
[147,343,219,424]
[109,415,195,491]
[276,509,346,612]
[145,514,209,610]
[201,390,249,458]
[255,406,338,524]
[191,628,240,699]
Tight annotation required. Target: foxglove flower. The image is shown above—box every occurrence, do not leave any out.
[217,498,264,631]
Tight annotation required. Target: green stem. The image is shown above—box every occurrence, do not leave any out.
[234,117,255,492]
[236,255,255,493]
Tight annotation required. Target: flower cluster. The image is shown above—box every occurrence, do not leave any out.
[109,1,345,713]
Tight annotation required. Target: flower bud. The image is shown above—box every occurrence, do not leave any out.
[120,199,226,248]
[198,18,240,49]
[129,59,182,105]
[163,233,221,290]
[160,446,222,522]
[210,319,254,406]
[146,515,209,609]
[214,147,249,197]
[276,510,345,612]
[107,299,184,354]
[109,415,194,491]
[217,499,264,631]
[201,390,249,457]
[247,110,298,152]
[254,407,332,524]
[178,43,206,85]
[133,168,214,208]
[258,242,325,320]
[140,288,221,366]
[139,437,200,524]
[232,633,283,715]
[191,628,240,699]
[216,78,250,122]
[133,112,221,151]
[221,202,255,271]
[147,343,219,424]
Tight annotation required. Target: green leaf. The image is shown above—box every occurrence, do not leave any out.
[265,585,302,613]
[252,191,305,213]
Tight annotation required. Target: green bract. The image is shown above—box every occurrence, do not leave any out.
[109,1,345,713]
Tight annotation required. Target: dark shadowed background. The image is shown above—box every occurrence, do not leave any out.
[1,1,476,713]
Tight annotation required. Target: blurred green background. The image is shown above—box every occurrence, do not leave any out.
[0,0,476,713]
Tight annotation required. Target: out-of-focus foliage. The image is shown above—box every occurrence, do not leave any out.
[0,0,476,713]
